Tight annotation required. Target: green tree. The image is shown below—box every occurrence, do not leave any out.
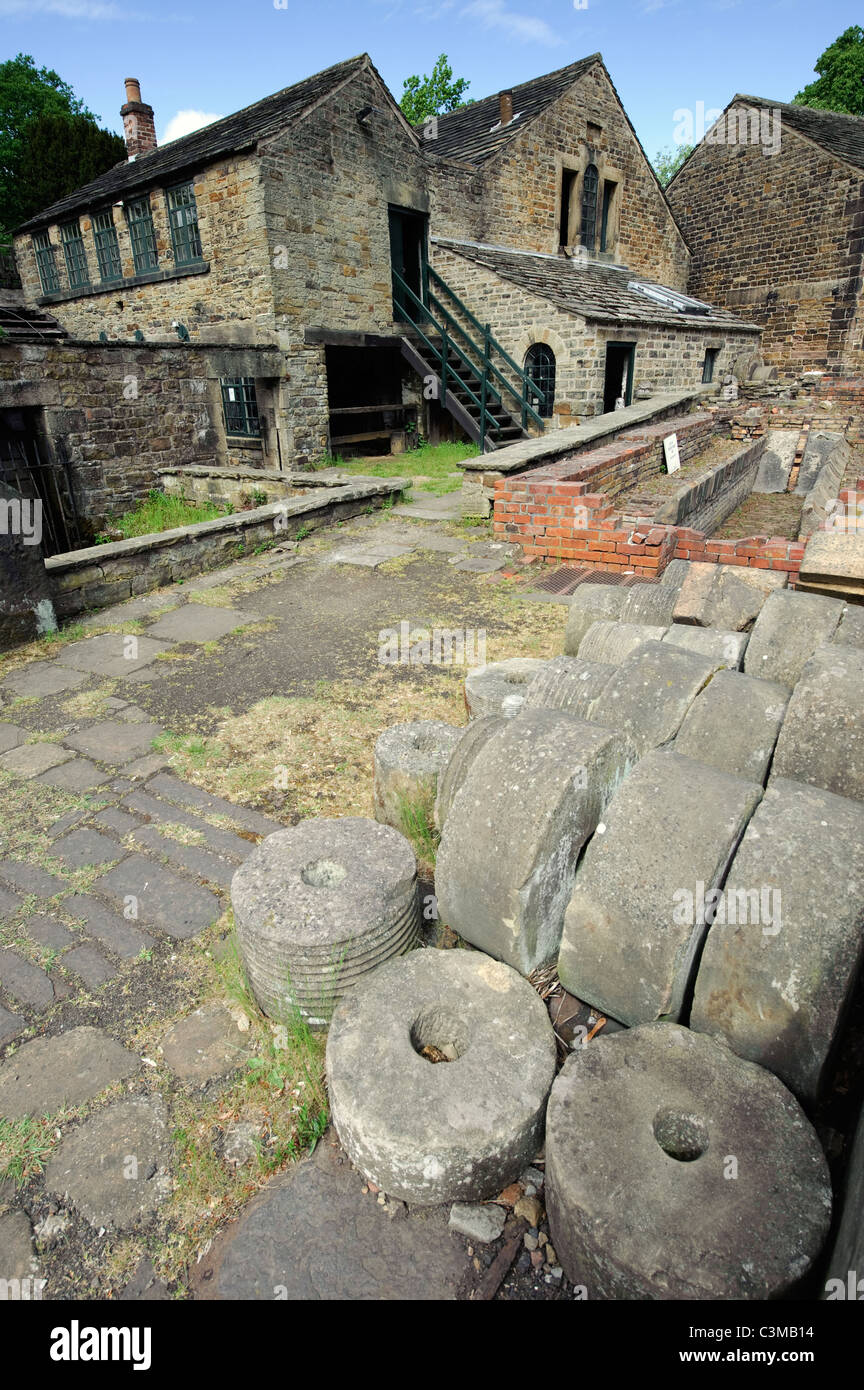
[653,143,694,187]
[0,53,121,233]
[400,53,471,125]
[794,26,864,115]
[15,113,125,229]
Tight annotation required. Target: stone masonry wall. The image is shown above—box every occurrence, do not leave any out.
[432,244,756,418]
[14,153,275,345]
[667,113,864,373]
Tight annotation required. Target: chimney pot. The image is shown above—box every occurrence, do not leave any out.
[121,78,157,158]
[500,90,514,126]
[124,77,142,104]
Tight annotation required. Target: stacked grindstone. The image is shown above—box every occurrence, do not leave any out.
[546,1023,831,1300]
[373,721,462,833]
[231,817,421,1027]
[563,585,627,656]
[577,620,667,664]
[743,589,844,687]
[522,656,615,718]
[326,949,556,1205]
[434,715,504,829]
[463,658,548,719]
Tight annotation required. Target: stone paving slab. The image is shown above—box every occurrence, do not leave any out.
[26,915,76,950]
[62,944,117,989]
[0,884,22,918]
[63,720,164,767]
[197,1134,470,1300]
[53,633,172,679]
[64,894,155,959]
[96,855,222,939]
[160,1003,252,1087]
[0,1026,141,1120]
[35,758,110,793]
[51,828,126,870]
[0,947,55,1011]
[147,604,260,644]
[452,555,508,573]
[123,791,253,861]
[0,743,75,779]
[0,860,67,897]
[45,1096,172,1232]
[79,593,182,627]
[0,723,26,753]
[121,753,173,781]
[329,544,415,568]
[0,1210,36,1282]
[0,663,87,699]
[128,825,238,890]
[145,773,280,836]
[0,1004,24,1047]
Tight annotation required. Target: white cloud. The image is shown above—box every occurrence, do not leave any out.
[461,0,563,46]
[161,109,224,144]
[0,0,127,14]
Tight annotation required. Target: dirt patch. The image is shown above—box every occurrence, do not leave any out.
[712,491,804,540]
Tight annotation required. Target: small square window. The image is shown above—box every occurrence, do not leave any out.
[221,377,261,437]
[60,219,89,289]
[33,231,60,294]
[92,210,122,282]
[166,182,203,266]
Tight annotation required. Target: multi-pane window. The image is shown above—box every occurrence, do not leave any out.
[33,231,60,294]
[166,182,203,265]
[126,196,158,274]
[92,210,122,282]
[60,219,89,289]
[580,164,599,255]
[524,344,556,419]
[220,378,261,437]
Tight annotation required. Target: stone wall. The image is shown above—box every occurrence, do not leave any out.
[667,110,864,372]
[432,244,756,419]
[159,466,304,510]
[653,437,765,533]
[14,153,275,345]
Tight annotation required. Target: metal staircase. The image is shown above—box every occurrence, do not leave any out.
[394,265,545,452]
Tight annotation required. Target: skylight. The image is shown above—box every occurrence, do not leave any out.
[627,280,712,315]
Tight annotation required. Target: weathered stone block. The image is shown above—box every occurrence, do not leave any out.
[578,620,667,664]
[663,625,748,668]
[674,669,789,782]
[373,721,462,833]
[522,655,615,717]
[590,640,722,756]
[563,585,627,656]
[743,589,843,687]
[434,715,504,829]
[771,644,864,801]
[463,658,548,719]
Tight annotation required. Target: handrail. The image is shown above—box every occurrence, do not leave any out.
[426,289,507,413]
[428,266,545,428]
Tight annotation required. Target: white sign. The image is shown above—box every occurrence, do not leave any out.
[664,433,681,474]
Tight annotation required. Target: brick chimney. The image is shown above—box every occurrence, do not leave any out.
[499,90,514,127]
[121,78,157,158]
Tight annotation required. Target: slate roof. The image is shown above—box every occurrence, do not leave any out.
[423,55,601,164]
[17,55,368,233]
[433,238,760,331]
[732,95,864,173]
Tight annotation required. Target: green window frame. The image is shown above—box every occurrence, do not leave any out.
[220,378,261,437]
[92,210,122,282]
[166,182,203,266]
[126,195,158,274]
[33,231,60,294]
[60,219,89,289]
[580,164,599,255]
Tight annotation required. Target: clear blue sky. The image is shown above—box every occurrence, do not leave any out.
[1,0,860,160]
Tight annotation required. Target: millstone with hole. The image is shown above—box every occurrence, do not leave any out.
[326,949,556,1205]
[373,721,462,834]
[231,817,420,1027]
[464,658,548,719]
[546,1023,831,1300]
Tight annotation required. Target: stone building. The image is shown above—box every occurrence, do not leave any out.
[667,96,864,373]
[2,51,758,543]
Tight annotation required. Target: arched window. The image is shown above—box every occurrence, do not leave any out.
[581,163,599,254]
[525,344,556,419]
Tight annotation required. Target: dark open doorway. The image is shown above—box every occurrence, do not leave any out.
[603,341,636,413]
[389,206,428,319]
[325,345,416,456]
[0,408,80,556]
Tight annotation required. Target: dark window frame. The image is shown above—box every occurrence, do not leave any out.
[92,209,123,283]
[580,164,599,255]
[524,343,557,419]
[220,377,261,438]
[59,219,90,289]
[702,347,721,383]
[165,181,203,267]
[126,195,159,274]
[33,230,60,294]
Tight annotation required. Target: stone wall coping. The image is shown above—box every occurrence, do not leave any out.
[157,466,382,488]
[46,477,406,573]
[460,389,711,474]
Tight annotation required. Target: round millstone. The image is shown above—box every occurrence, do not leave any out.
[231,817,421,1027]
[434,715,504,830]
[546,1023,832,1300]
[464,658,548,719]
[326,949,557,1205]
[373,721,462,834]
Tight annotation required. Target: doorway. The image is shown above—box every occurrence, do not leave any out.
[389,206,428,319]
[603,342,636,413]
[0,409,80,556]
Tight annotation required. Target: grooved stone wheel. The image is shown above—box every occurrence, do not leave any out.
[546,1023,832,1300]
[373,721,462,833]
[464,658,548,719]
[231,818,420,1028]
[326,950,557,1205]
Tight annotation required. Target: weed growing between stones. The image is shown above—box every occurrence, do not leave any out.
[397,785,439,876]
[0,1113,65,1187]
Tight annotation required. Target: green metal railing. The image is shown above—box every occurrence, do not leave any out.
[393,266,544,450]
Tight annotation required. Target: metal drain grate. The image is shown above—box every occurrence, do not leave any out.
[534,567,660,594]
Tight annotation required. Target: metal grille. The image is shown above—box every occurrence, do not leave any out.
[127,196,159,273]
[92,210,122,283]
[60,220,89,289]
[0,430,80,558]
[33,231,60,294]
[166,182,203,266]
[220,378,261,437]
[534,566,660,594]
[580,164,599,254]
